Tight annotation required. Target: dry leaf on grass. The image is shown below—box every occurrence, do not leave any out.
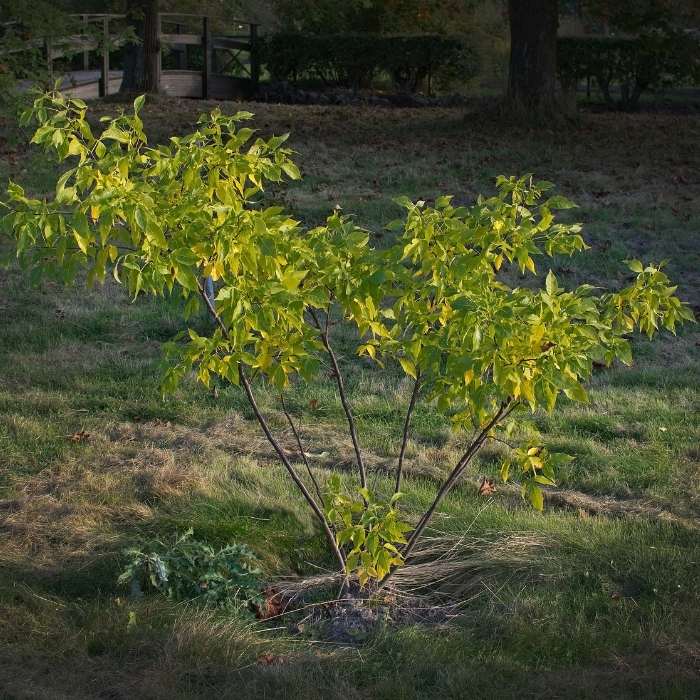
[68,431,89,442]
[478,476,496,497]
[252,587,287,620]
[257,653,285,666]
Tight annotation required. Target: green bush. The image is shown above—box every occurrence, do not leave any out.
[557,35,700,111]
[117,528,264,611]
[4,93,693,593]
[256,33,479,93]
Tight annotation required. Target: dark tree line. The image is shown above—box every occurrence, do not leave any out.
[3,0,699,117]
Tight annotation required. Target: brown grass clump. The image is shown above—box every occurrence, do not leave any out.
[0,445,223,566]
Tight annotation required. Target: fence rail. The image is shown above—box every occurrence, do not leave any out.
[26,13,259,100]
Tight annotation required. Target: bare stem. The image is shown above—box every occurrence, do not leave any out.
[198,280,226,335]
[196,282,344,573]
[401,400,514,559]
[395,368,421,495]
[309,307,367,489]
[376,400,516,592]
[280,392,325,507]
[238,365,346,574]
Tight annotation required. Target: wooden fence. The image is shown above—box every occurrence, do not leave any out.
[45,13,259,101]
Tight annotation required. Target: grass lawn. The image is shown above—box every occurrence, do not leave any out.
[1,94,699,699]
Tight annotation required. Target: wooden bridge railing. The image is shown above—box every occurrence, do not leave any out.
[42,13,260,100]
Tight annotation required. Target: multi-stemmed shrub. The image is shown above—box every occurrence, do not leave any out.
[2,92,694,593]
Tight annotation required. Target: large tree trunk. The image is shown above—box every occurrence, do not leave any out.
[120,0,159,94]
[505,0,559,117]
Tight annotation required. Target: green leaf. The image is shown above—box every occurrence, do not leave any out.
[384,219,406,231]
[280,269,307,291]
[563,380,589,404]
[134,206,147,231]
[545,195,577,210]
[398,357,416,379]
[526,481,544,511]
[281,162,301,180]
[134,95,146,113]
[500,459,511,483]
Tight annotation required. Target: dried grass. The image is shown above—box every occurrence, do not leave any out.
[275,530,546,614]
[0,445,222,563]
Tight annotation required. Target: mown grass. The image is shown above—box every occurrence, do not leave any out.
[0,96,699,699]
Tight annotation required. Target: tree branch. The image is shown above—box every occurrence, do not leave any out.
[197,281,344,573]
[238,364,346,574]
[280,391,325,508]
[309,306,367,489]
[395,368,421,495]
[376,399,516,592]
[402,400,516,559]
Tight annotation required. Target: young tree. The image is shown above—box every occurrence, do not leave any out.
[2,92,694,593]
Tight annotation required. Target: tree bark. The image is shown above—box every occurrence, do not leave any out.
[120,0,159,94]
[505,0,559,117]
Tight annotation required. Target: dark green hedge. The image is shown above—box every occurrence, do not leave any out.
[256,33,479,93]
[557,35,700,110]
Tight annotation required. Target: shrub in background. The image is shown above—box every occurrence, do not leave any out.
[256,33,479,94]
[557,35,700,110]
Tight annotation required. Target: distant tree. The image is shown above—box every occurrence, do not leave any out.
[120,0,159,94]
[118,0,273,94]
[576,0,700,36]
[271,0,475,35]
[504,0,559,117]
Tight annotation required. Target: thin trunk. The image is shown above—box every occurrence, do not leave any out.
[395,369,421,495]
[400,402,512,560]
[197,283,345,573]
[238,366,346,574]
[310,308,367,489]
[377,401,516,592]
[280,392,325,507]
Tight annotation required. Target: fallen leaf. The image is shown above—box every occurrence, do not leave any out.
[478,476,496,497]
[321,601,338,617]
[257,653,285,666]
[610,594,622,601]
[252,588,287,620]
[132,416,142,423]
[69,431,90,442]
[309,398,319,410]
[212,386,219,399]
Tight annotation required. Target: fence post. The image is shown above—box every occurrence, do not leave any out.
[203,16,211,98]
[82,15,90,71]
[46,39,53,84]
[176,22,187,70]
[99,17,109,97]
[250,23,258,95]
